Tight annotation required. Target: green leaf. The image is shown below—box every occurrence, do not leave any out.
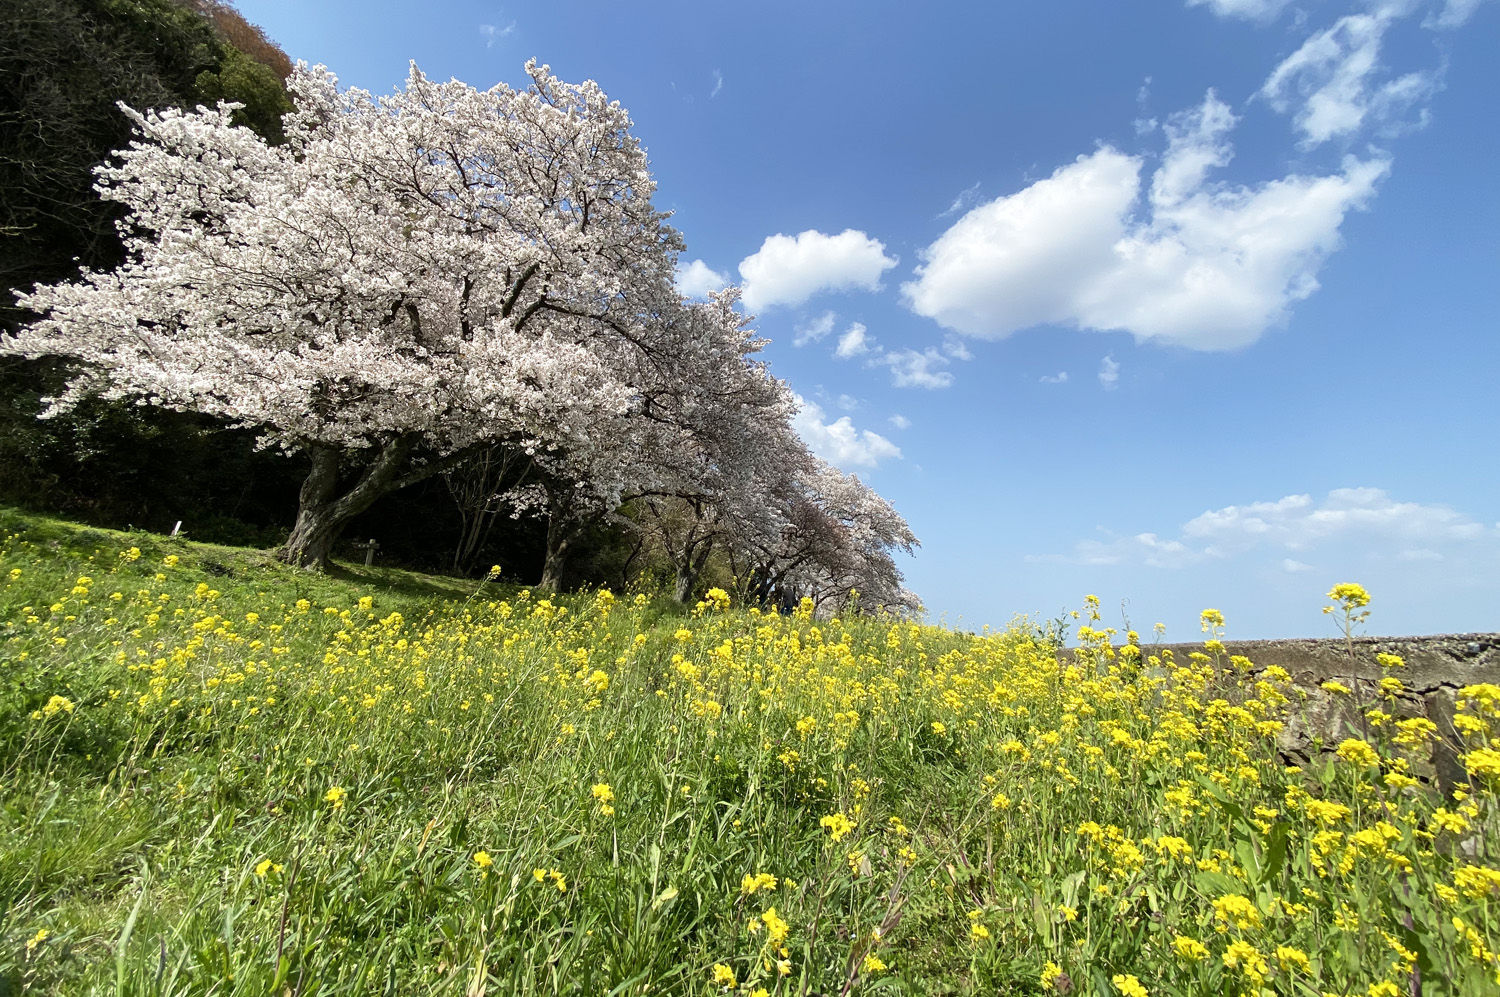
[1061,870,1086,908]
[1261,822,1289,883]
[1194,870,1242,897]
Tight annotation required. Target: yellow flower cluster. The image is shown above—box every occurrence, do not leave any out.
[4,536,1497,996]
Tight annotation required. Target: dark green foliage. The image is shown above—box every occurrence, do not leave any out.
[0,0,298,555]
[0,0,274,326]
[193,42,292,143]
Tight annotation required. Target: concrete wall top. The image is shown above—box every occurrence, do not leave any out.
[1065,633,1500,690]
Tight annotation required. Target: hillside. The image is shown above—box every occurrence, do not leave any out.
[1,509,1496,995]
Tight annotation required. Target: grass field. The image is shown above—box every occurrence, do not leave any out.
[1,508,1496,996]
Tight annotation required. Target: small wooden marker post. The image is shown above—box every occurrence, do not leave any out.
[357,538,380,567]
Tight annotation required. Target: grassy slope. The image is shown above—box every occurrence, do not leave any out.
[0,507,1496,996]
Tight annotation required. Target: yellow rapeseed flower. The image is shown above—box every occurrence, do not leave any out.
[39,694,75,718]
[1303,799,1352,825]
[1172,935,1208,961]
[760,907,789,945]
[1212,894,1263,931]
[1462,747,1500,782]
[740,872,778,895]
[1223,940,1269,985]
[1112,974,1148,997]
[1335,738,1381,768]
[1326,583,1370,609]
[819,812,855,842]
[1453,865,1500,900]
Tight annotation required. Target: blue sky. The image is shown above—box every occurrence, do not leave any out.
[234,0,1498,639]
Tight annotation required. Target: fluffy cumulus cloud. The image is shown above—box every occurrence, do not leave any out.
[1259,6,1440,147]
[790,395,902,470]
[738,230,897,312]
[904,92,1388,350]
[1037,487,1495,567]
[888,413,911,430]
[674,259,728,299]
[835,323,870,359]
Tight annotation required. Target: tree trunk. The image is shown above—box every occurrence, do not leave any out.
[539,508,575,591]
[673,564,695,603]
[673,539,714,603]
[279,435,420,570]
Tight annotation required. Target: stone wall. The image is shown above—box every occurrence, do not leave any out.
[1064,634,1499,793]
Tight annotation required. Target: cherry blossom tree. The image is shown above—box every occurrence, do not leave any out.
[3,60,690,568]
[735,459,920,616]
[627,289,815,600]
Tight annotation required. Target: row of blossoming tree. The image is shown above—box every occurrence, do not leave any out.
[1,60,918,613]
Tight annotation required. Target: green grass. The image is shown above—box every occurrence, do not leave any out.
[0,507,1496,996]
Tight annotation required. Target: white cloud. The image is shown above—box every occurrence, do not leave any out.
[836,393,859,411]
[1182,487,1489,552]
[1033,531,1201,569]
[905,148,1138,339]
[1426,0,1488,29]
[710,69,723,98]
[835,322,870,359]
[875,348,954,389]
[1259,8,1439,148]
[793,310,837,347]
[738,229,897,312]
[941,335,973,361]
[1185,0,1293,21]
[1098,354,1120,390]
[1036,488,1495,569]
[674,259,729,299]
[1134,74,1158,135]
[888,414,911,430]
[904,92,1388,350]
[940,181,983,218]
[790,395,902,470]
[1039,371,1069,384]
[479,22,515,47]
